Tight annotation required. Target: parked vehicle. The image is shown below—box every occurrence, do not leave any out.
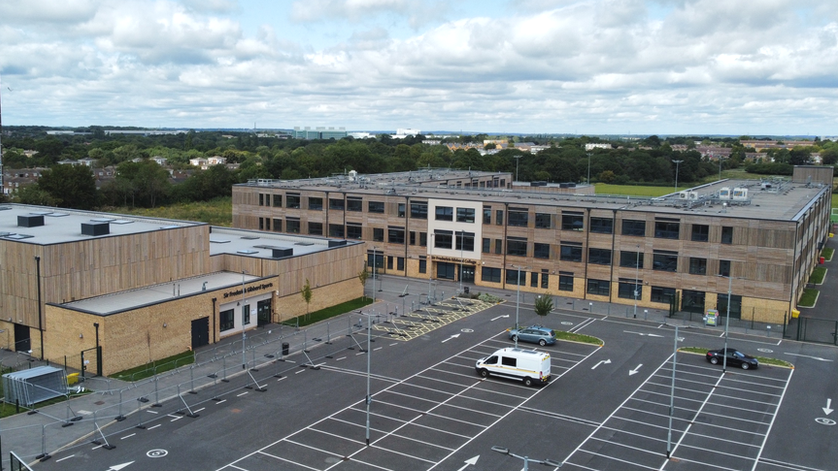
[706,348,759,370]
[475,348,551,386]
[507,325,556,346]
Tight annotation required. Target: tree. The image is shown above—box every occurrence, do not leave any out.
[534,295,554,318]
[301,278,313,320]
[358,269,370,300]
[36,164,98,209]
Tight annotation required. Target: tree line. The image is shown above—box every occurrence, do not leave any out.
[2,126,836,211]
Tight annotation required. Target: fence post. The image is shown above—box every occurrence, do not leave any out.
[153,375,161,407]
[116,390,125,421]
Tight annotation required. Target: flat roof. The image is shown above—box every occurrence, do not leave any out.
[0,204,202,245]
[208,227,354,258]
[237,172,828,222]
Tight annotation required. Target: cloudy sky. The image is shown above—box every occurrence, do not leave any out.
[1,0,836,135]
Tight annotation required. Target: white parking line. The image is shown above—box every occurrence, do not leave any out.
[121,433,136,440]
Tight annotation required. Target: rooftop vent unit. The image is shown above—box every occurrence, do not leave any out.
[272,247,293,258]
[82,221,109,236]
[719,187,731,200]
[18,215,44,228]
[732,188,748,201]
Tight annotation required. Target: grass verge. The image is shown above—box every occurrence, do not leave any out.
[798,288,818,307]
[823,247,834,261]
[288,297,374,328]
[679,347,792,368]
[1,390,92,419]
[112,350,195,382]
[556,331,603,346]
[809,266,826,284]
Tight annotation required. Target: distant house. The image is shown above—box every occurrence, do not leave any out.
[189,156,226,170]
[151,156,168,166]
[584,143,611,151]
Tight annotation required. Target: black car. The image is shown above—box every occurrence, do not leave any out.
[706,348,759,370]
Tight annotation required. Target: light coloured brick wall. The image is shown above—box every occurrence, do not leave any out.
[273,278,361,322]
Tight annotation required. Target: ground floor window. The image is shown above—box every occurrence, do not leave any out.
[618,281,641,300]
[419,258,427,274]
[220,309,235,331]
[587,279,610,296]
[437,262,455,280]
[717,294,742,319]
[559,275,573,292]
[651,286,676,304]
[482,267,501,283]
[681,290,705,313]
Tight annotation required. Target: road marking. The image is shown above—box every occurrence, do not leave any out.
[624,330,663,337]
[108,462,134,471]
[146,410,159,414]
[491,315,510,321]
[824,399,833,415]
[374,347,383,351]
[121,433,136,440]
[457,456,479,470]
[785,353,833,362]
[628,364,643,376]
[194,407,205,413]
[55,455,75,462]
[816,417,836,426]
[148,424,161,430]
[216,399,227,405]
[442,333,461,343]
[170,416,183,422]
[591,359,611,369]
[236,392,249,397]
[295,369,306,375]
[91,445,103,450]
[336,356,346,361]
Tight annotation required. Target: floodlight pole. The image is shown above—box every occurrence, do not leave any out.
[722,274,732,372]
[672,159,684,193]
[372,247,377,302]
[241,270,246,369]
[634,245,640,318]
[666,325,678,458]
[459,231,464,295]
[512,265,527,348]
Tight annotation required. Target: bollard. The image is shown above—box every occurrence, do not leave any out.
[767,325,771,337]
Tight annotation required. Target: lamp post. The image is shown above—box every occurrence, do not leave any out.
[672,159,684,193]
[372,247,377,302]
[587,152,592,185]
[514,155,522,182]
[241,270,247,370]
[491,446,561,470]
[511,265,527,348]
[719,274,733,372]
[634,245,640,318]
[458,231,464,295]
[361,311,380,447]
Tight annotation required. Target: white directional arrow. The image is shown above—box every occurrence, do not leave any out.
[457,456,479,471]
[442,334,460,343]
[624,331,663,338]
[109,462,134,471]
[591,359,612,369]
[786,353,833,362]
[629,364,643,376]
[491,315,510,321]
[824,399,833,415]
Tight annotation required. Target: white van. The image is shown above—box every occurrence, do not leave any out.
[475,348,551,386]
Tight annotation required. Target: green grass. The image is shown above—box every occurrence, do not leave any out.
[555,331,603,346]
[290,297,374,327]
[1,390,92,419]
[809,267,827,284]
[112,350,195,381]
[594,184,674,197]
[798,288,818,307]
[679,347,792,368]
[103,196,233,226]
[823,247,834,261]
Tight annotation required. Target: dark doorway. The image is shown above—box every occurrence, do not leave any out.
[191,317,209,349]
[459,265,475,284]
[13,324,30,352]
[257,299,272,327]
[437,262,455,280]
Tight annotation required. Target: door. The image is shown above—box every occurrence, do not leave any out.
[191,317,209,349]
[459,265,475,284]
[257,299,272,327]
[13,324,30,353]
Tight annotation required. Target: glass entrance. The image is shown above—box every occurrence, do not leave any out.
[459,265,475,284]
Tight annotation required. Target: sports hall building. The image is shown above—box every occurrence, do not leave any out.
[0,205,363,375]
[232,166,833,326]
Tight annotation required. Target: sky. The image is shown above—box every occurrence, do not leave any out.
[1,0,837,135]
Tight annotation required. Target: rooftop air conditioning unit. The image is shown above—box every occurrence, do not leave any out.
[719,187,731,200]
[678,191,690,200]
[732,188,748,200]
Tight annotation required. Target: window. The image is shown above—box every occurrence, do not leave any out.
[329,198,344,210]
[508,208,529,227]
[587,279,610,296]
[345,224,361,239]
[242,304,251,325]
[689,257,707,275]
[273,194,282,207]
[691,224,709,242]
[258,194,265,206]
[561,213,584,231]
[482,267,501,283]
[590,217,614,234]
[308,197,323,210]
[719,260,731,277]
[541,272,549,288]
[220,309,235,331]
[419,257,427,274]
[506,269,525,285]
[397,257,405,271]
[373,228,384,242]
[435,206,454,221]
[419,232,427,247]
[410,202,428,219]
[530,272,539,287]
[494,239,503,254]
[653,251,678,272]
[330,224,345,238]
[496,210,504,225]
[482,238,491,253]
[721,226,733,244]
[258,217,265,230]
[347,197,363,212]
[457,208,476,223]
[388,227,405,244]
[368,201,385,213]
[534,243,550,259]
[434,230,453,249]
[410,232,416,246]
[483,207,492,224]
[272,218,282,232]
[535,213,552,229]
[622,219,646,236]
[651,286,676,304]
[368,253,384,269]
[398,203,405,218]
[588,248,612,265]
[455,231,475,251]
[286,193,300,209]
[620,251,643,268]
[618,281,641,300]
[507,238,527,257]
[286,217,300,233]
[559,275,574,292]
[654,219,680,239]
[387,256,393,270]
[718,293,742,319]
[501,356,517,368]
[560,243,583,262]
[308,222,323,235]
